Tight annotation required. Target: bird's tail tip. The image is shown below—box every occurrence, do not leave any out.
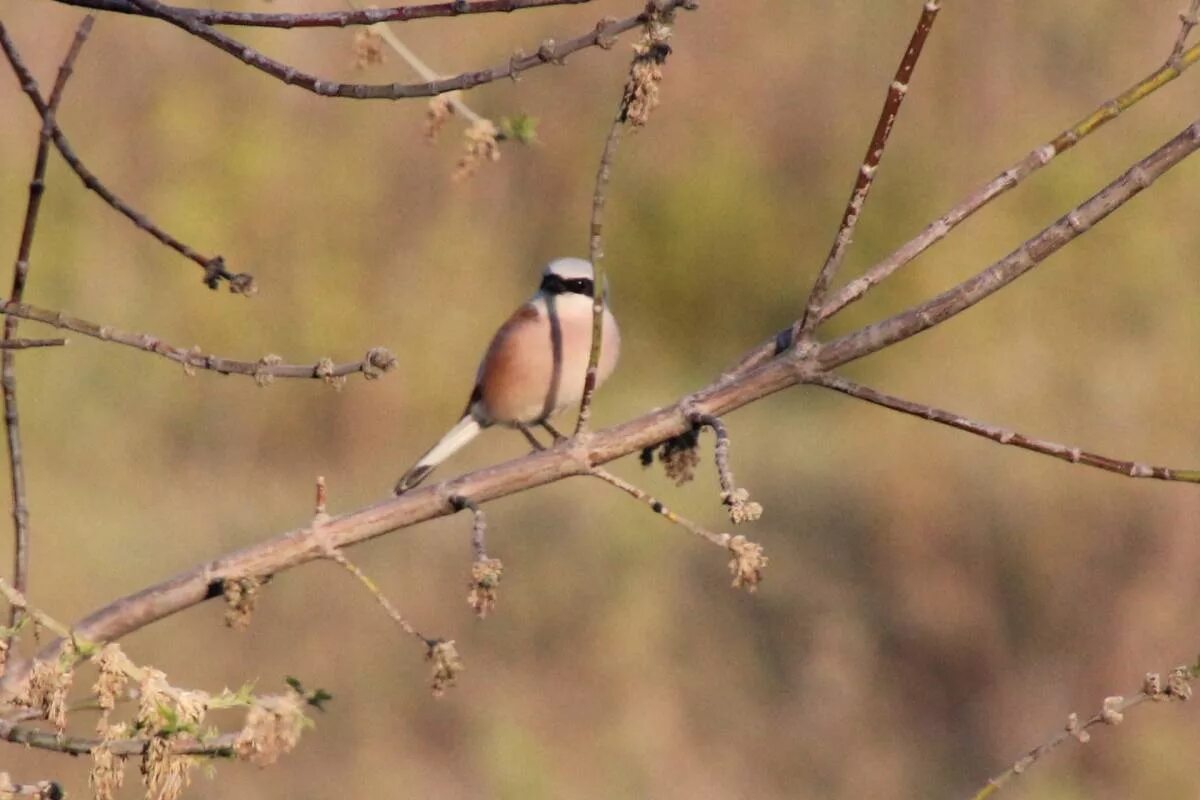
[393,463,435,495]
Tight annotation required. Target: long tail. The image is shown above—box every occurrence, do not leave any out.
[394,416,483,494]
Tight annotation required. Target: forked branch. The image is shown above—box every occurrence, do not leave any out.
[797,0,941,338]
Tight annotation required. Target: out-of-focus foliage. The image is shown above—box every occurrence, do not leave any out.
[2,2,1200,797]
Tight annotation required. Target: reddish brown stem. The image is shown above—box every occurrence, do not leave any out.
[52,0,592,28]
[797,0,941,338]
[2,16,94,634]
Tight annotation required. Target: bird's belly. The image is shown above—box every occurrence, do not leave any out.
[477,307,619,425]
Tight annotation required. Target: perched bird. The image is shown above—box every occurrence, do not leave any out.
[394,257,620,494]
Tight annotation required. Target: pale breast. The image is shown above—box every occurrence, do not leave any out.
[474,296,620,425]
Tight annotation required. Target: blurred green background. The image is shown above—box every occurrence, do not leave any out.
[3,1,1200,797]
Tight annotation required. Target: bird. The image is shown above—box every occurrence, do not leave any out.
[394,257,620,494]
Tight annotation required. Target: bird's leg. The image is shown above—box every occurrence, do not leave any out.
[539,420,568,443]
[516,423,546,452]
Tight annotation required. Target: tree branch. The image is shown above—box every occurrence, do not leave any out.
[50,0,592,28]
[119,0,691,102]
[818,39,1200,324]
[726,35,1200,380]
[812,373,1200,482]
[0,339,67,350]
[3,15,94,634]
[0,300,395,384]
[796,0,941,337]
[969,663,1196,799]
[0,21,252,292]
[816,117,1200,370]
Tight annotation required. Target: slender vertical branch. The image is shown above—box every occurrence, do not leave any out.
[3,16,95,634]
[577,5,677,434]
[574,107,624,436]
[797,0,941,339]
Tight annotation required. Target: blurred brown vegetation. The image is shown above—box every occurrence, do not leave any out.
[3,1,1200,797]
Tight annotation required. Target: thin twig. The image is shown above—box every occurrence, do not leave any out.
[812,373,1200,482]
[0,299,396,384]
[3,16,94,636]
[50,0,593,28]
[0,22,250,292]
[0,339,66,350]
[574,106,624,436]
[588,467,728,547]
[797,0,941,338]
[0,717,237,757]
[969,664,1197,799]
[121,0,690,101]
[449,496,488,562]
[1168,0,1200,66]
[577,6,676,433]
[323,548,429,644]
[323,546,463,694]
[354,0,485,125]
[689,413,763,523]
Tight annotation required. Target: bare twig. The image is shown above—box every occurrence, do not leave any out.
[323,548,428,643]
[0,718,236,757]
[689,413,763,523]
[970,664,1197,799]
[354,2,486,125]
[450,496,503,618]
[449,496,488,562]
[813,373,1200,482]
[574,109,623,435]
[0,299,396,385]
[577,7,674,434]
[588,467,766,590]
[120,0,691,102]
[0,339,66,350]
[797,0,941,338]
[50,0,593,28]
[322,546,463,694]
[588,466,727,547]
[0,21,251,292]
[1168,0,1200,66]
[3,16,94,636]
